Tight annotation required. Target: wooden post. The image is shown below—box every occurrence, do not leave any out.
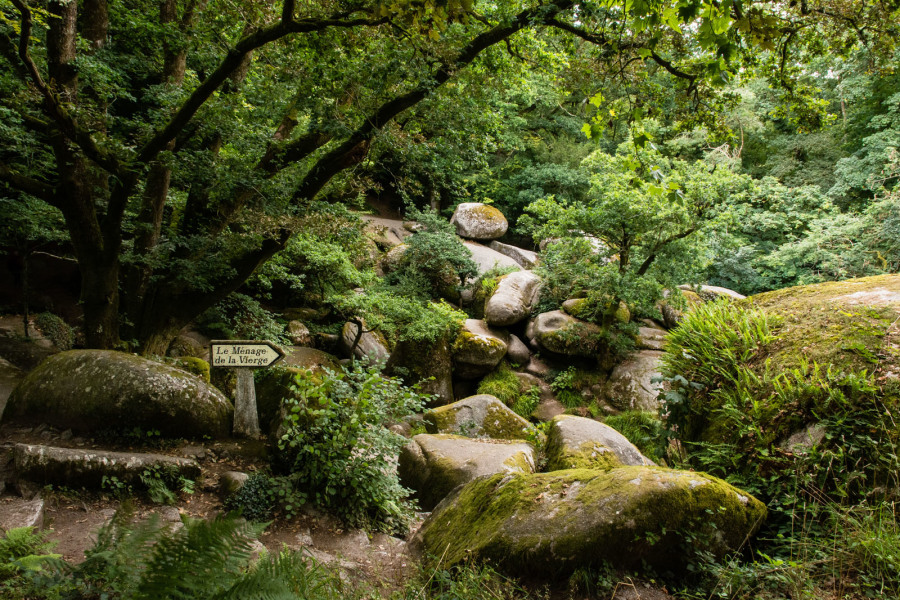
[210,340,284,439]
[234,368,261,437]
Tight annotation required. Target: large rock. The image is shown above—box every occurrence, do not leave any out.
[362,216,412,249]
[451,320,509,379]
[484,271,541,327]
[412,467,766,575]
[0,498,44,531]
[526,311,603,357]
[451,203,508,240]
[387,338,453,406]
[505,334,531,366]
[424,394,534,440]
[281,347,341,371]
[340,321,390,364]
[5,350,234,438]
[380,243,409,274]
[13,443,201,490]
[398,434,535,510]
[463,242,521,276]
[286,321,313,347]
[636,326,667,351]
[678,284,746,301]
[603,350,664,411]
[545,415,654,471]
[0,357,24,423]
[488,241,540,269]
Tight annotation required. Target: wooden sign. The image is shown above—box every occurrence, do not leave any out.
[210,340,285,438]
[210,340,285,368]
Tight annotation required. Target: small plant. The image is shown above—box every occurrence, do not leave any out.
[139,466,195,505]
[512,386,541,418]
[603,410,668,464]
[477,361,522,406]
[33,312,75,350]
[101,475,132,499]
[223,473,279,522]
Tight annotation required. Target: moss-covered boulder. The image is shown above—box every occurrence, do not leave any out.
[526,311,603,357]
[451,203,509,240]
[5,350,233,438]
[602,350,664,411]
[678,284,746,301]
[452,319,509,379]
[463,241,522,276]
[411,467,766,575]
[484,271,541,327]
[387,338,453,406]
[424,394,534,440]
[545,415,654,471]
[398,434,535,510]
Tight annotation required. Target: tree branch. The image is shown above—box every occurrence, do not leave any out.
[9,0,124,177]
[136,13,389,165]
[0,162,56,204]
[292,0,576,203]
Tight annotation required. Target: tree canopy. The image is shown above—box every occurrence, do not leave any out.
[1,0,899,350]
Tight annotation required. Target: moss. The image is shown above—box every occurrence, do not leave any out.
[745,274,900,375]
[452,329,507,359]
[477,361,524,405]
[418,466,767,576]
[424,395,534,440]
[172,357,211,383]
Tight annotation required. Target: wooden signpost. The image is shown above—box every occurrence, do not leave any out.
[210,340,285,438]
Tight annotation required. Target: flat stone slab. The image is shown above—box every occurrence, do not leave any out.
[463,241,521,276]
[14,444,201,490]
[0,497,45,531]
[488,241,540,269]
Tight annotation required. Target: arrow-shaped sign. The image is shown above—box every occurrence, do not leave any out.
[210,340,285,369]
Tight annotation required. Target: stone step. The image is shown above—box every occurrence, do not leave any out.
[13,444,201,493]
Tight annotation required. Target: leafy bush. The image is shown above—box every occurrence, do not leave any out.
[386,209,478,300]
[197,293,288,344]
[0,527,58,586]
[276,363,430,534]
[33,312,74,351]
[223,472,277,522]
[661,298,900,598]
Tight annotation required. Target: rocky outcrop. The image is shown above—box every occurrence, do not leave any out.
[424,395,534,440]
[0,498,44,531]
[13,443,201,490]
[603,350,664,411]
[380,243,409,273]
[545,415,654,471]
[5,350,234,439]
[484,271,541,327]
[488,241,540,269]
[387,338,453,406]
[452,320,509,379]
[412,467,766,575]
[398,434,535,510]
[526,311,603,357]
[451,203,508,240]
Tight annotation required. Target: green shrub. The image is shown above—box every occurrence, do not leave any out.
[276,362,430,534]
[197,293,288,344]
[223,472,277,522]
[477,361,522,406]
[34,312,74,351]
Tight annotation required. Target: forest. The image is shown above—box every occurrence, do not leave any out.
[1,0,900,599]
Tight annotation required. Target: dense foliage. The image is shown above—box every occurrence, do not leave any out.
[276,363,429,534]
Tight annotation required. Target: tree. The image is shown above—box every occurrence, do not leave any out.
[2,0,894,351]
